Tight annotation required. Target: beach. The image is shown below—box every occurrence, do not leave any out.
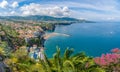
[43,32,70,40]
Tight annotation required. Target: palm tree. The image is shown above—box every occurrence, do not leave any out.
[40,47,105,72]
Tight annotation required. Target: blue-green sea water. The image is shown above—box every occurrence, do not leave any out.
[44,22,120,58]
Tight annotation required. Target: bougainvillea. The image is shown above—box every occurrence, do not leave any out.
[111,48,120,53]
[94,48,120,66]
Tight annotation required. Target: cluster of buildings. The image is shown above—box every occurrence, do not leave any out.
[27,44,45,61]
[0,21,46,61]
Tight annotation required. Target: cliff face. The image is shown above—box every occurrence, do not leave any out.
[41,24,55,32]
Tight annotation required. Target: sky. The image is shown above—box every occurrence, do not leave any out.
[0,0,120,21]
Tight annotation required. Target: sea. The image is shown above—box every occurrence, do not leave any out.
[44,22,120,58]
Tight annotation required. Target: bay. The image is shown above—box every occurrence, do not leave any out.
[45,22,120,58]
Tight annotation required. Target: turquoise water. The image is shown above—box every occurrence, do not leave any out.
[44,22,120,58]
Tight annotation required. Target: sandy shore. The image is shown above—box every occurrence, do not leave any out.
[43,32,70,40]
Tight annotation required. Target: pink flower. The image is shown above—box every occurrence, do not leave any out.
[94,53,120,66]
[111,48,120,53]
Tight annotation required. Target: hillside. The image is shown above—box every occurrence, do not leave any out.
[0,15,92,23]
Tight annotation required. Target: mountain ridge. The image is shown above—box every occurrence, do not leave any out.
[0,15,92,22]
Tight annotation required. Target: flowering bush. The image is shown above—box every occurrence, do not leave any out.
[111,48,120,53]
[94,48,120,66]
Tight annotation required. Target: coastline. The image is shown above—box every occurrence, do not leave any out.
[41,23,72,48]
[43,32,70,40]
[41,22,72,46]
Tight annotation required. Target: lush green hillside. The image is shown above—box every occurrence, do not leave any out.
[0,15,92,22]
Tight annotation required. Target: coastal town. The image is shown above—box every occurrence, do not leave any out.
[0,15,120,72]
[0,19,54,71]
[0,0,120,71]
[0,19,71,62]
[0,20,52,61]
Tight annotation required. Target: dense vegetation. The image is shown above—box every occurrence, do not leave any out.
[0,23,120,72]
[0,24,25,51]
[0,46,120,72]
[33,23,55,31]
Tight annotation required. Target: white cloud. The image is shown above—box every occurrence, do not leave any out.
[50,0,120,21]
[70,9,120,21]
[49,1,117,12]
[20,3,70,17]
[11,1,19,8]
[0,0,120,21]
[10,11,16,14]
[0,0,8,8]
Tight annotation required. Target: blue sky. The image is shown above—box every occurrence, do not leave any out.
[0,0,120,21]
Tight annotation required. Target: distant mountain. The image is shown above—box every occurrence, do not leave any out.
[0,15,93,22]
